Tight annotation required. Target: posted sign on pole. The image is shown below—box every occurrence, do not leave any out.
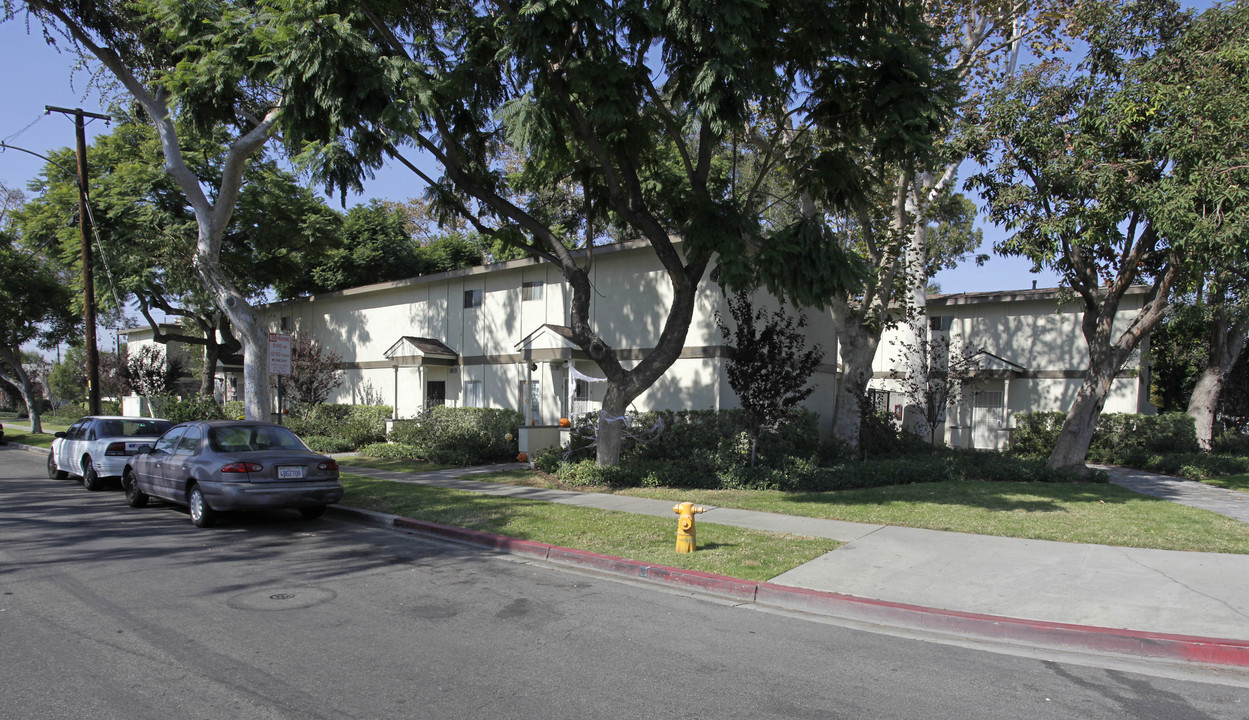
[269,333,292,376]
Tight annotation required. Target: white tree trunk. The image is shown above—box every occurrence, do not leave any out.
[831,315,883,449]
[1187,313,1248,451]
[0,347,42,434]
[901,220,930,435]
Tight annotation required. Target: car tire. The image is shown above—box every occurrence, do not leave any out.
[47,451,68,480]
[82,459,103,491]
[299,505,327,520]
[188,484,217,528]
[123,468,148,508]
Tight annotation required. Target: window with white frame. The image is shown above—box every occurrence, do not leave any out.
[464,289,482,308]
[522,280,544,301]
[463,380,483,408]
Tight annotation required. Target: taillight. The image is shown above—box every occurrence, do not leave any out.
[317,459,339,471]
[220,462,263,473]
[105,442,129,456]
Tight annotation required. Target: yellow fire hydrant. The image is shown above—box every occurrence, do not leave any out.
[673,501,707,553]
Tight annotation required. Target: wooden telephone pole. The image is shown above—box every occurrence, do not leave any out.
[45,106,111,415]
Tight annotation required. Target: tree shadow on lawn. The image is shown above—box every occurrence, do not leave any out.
[780,480,1162,514]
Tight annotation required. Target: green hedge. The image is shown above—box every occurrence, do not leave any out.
[552,449,1099,491]
[560,408,823,471]
[284,403,391,450]
[1010,411,1200,462]
[386,406,523,465]
[155,396,226,423]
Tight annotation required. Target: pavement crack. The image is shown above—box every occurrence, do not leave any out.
[1116,548,1249,622]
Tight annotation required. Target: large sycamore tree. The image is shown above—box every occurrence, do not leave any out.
[970,0,1249,473]
[13,118,341,397]
[8,0,373,421]
[254,0,957,465]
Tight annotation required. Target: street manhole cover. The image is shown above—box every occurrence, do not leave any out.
[227,587,337,611]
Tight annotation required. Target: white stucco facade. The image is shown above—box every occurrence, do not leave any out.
[121,243,1155,452]
[868,287,1155,451]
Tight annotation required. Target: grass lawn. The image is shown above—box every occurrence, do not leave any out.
[1199,473,1249,493]
[3,429,66,450]
[340,474,841,581]
[459,469,1249,555]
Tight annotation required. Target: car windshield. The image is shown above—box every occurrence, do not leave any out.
[208,425,309,453]
[97,419,174,438]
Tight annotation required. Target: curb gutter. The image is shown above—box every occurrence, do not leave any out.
[328,504,1249,670]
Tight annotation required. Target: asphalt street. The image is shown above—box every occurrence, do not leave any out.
[2,447,1248,719]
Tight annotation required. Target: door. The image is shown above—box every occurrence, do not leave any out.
[57,420,87,473]
[426,381,446,411]
[972,391,1005,450]
[142,426,186,501]
[169,425,203,500]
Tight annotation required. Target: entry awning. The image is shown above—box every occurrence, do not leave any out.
[515,324,584,361]
[968,349,1028,378]
[384,336,459,366]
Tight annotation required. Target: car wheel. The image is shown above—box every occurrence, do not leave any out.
[299,505,327,520]
[47,451,68,480]
[188,484,217,528]
[123,468,148,508]
[82,459,104,491]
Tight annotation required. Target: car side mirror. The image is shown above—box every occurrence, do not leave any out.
[134,444,153,455]
[54,431,67,439]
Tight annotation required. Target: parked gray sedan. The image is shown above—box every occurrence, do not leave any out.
[122,420,344,527]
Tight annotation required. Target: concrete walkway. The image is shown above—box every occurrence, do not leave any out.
[342,462,1249,647]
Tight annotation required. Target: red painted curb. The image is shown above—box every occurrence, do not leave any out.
[754,582,1249,668]
[393,517,552,560]
[359,507,1249,668]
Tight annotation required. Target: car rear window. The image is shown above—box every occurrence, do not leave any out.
[97,420,173,438]
[209,426,308,453]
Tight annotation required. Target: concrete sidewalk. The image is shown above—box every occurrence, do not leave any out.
[341,461,1249,667]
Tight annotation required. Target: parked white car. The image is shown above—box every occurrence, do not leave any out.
[48,416,174,491]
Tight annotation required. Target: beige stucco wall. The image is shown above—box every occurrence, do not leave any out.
[869,288,1154,450]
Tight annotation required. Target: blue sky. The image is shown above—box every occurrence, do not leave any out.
[1,13,1062,299]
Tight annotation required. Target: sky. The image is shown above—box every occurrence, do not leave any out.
[0,12,1059,337]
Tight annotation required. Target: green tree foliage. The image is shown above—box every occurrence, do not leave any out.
[297,200,483,294]
[968,0,1249,473]
[10,117,342,394]
[716,293,824,467]
[1150,301,1211,412]
[0,210,78,432]
[259,0,956,465]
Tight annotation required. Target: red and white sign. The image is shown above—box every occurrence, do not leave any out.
[269,333,292,375]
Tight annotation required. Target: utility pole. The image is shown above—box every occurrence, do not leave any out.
[46,105,111,415]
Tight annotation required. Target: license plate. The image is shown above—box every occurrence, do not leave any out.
[277,466,305,479]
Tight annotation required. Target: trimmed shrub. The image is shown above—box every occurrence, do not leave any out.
[857,408,931,459]
[156,396,226,423]
[1133,453,1249,480]
[1212,431,1249,456]
[356,442,423,459]
[222,400,245,420]
[285,403,391,450]
[389,406,523,465]
[302,435,356,454]
[1010,411,1200,463]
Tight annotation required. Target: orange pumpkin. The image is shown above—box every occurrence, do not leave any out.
[559,417,571,428]
[517,452,529,463]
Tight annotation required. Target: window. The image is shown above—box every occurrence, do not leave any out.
[522,281,544,301]
[930,316,951,332]
[974,391,1004,408]
[464,289,482,308]
[153,427,186,455]
[464,380,483,408]
[280,316,291,331]
[175,426,202,455]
